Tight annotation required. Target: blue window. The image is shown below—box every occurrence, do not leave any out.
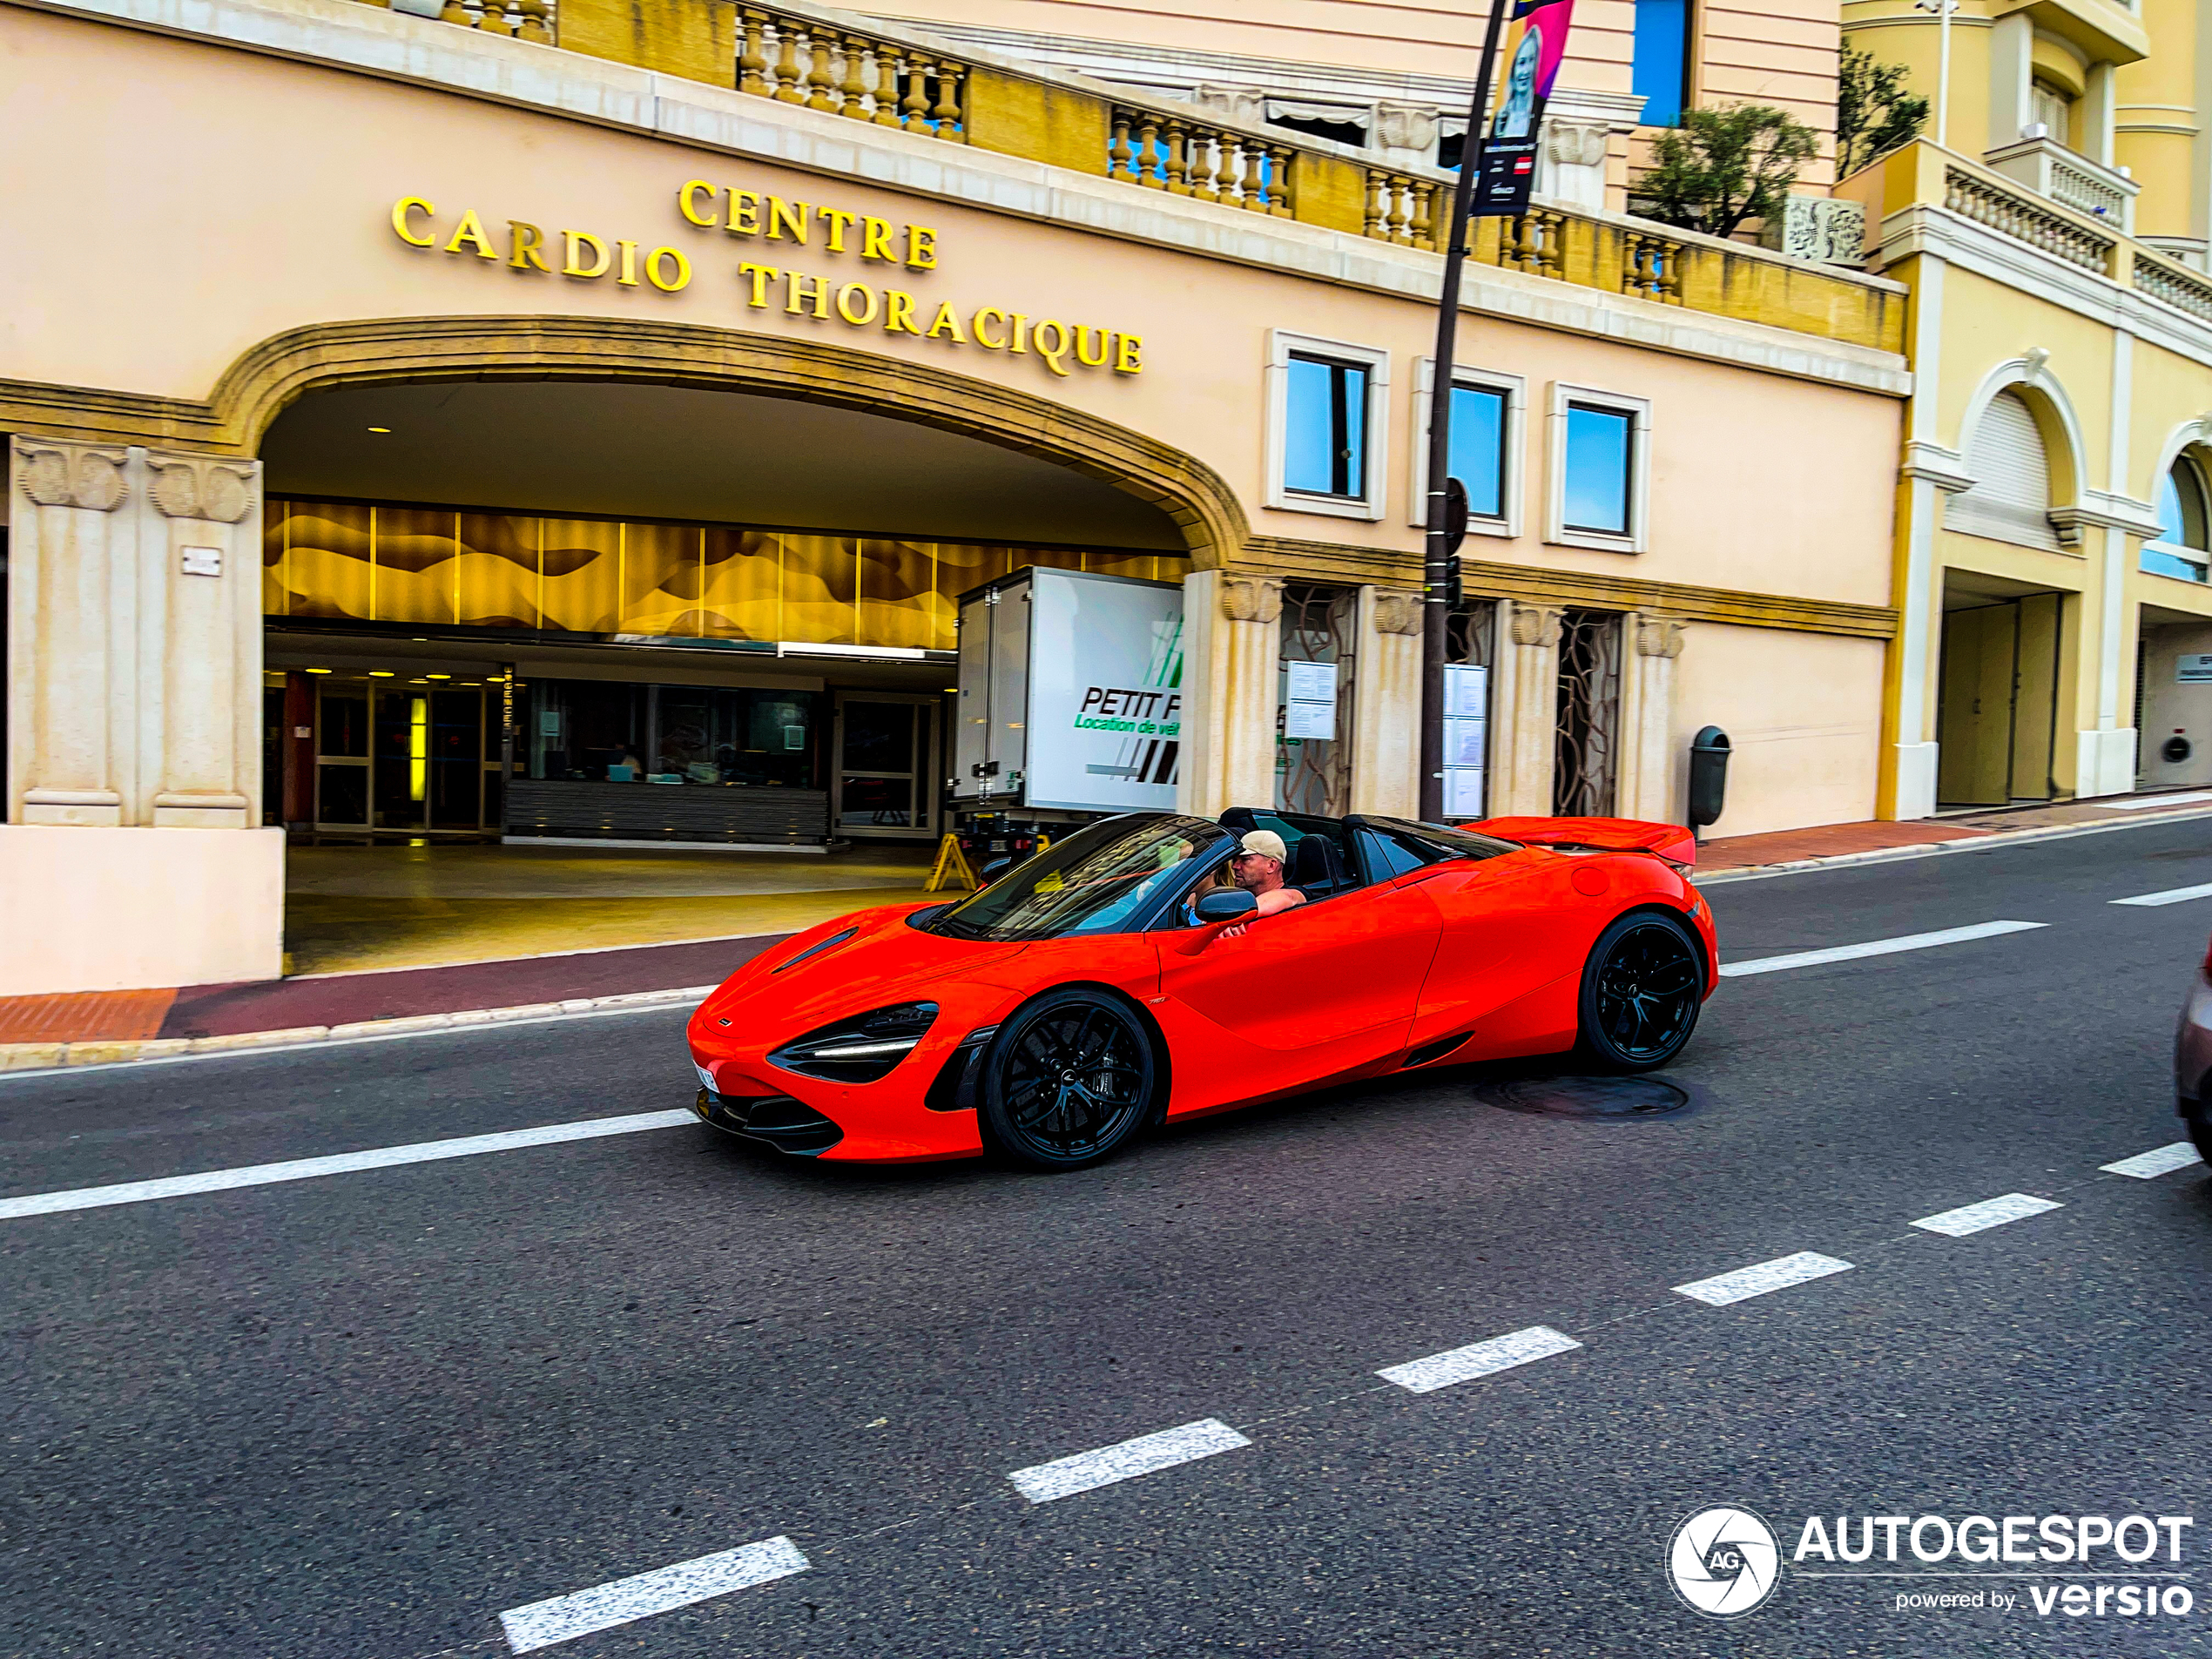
[1448,384,1509,519]
[2144,456,2211,582]
[1564,403,1634,536]
[1633,0,1690,128]
[1285,354,1370,498]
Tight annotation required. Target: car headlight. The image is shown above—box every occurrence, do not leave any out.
[770,1002,940,1083]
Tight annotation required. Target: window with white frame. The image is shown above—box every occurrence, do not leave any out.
[1546,383,1650,551]
[1266,332,1389,521]
[1410,361,1525,539]
[2145,452,2212,583]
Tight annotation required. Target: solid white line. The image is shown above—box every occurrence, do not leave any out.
[1008,1419,1251,1504]
[1910,1193,2064,1237]
[499,1535,809,1653]
[2110,881,2212,907]
[0,1109,698,1222]
[1674,1251,1853,1306]
[1717,920,2047,978]
[2100,1143,2205,1179]
[2093,791,2212,811]
[1378,1325,1581,1394]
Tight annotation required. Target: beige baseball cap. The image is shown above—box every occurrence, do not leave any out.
[1237,829,1289,864]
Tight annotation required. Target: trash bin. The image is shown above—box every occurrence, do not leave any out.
[1688,726,1730,833]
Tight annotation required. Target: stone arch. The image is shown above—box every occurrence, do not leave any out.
[1951,351,2089,510]
[200,315,1251,567]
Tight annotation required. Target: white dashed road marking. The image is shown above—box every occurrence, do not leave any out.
[499,1535,809,1653]
[2100,1143,2205,1179]
[1378,1325,1583,1394]
[1008,1419,1251,1504]
[2110,881,2212,907]
[1717,921,2047,979]
[1674,1251,1853,1306]
[0,1109,698,1222]
[1911,1193,2064,1236]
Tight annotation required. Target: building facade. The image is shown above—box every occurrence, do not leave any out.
[1839,0,2212,813]
[0,0,1905,995]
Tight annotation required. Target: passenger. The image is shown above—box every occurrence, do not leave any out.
[1221,830,1307,938]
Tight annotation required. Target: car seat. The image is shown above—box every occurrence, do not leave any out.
[1288,832,1347,900]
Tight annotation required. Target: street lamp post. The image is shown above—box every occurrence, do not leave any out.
[1420,0,1515,824]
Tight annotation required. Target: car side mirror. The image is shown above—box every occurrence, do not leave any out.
[1194,889,1258,922]
[979,857,1013,886]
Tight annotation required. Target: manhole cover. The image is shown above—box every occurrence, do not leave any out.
[1479,1075,1690,1119]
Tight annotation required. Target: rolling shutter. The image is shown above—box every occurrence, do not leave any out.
[1945,392,2059,549]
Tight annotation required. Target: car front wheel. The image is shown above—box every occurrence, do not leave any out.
[980,988,1157,1170]
[1576,910,1704,1072]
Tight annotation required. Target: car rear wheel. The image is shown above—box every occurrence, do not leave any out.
[2188,1114,2212,1167]
[980,988,1157,1171]
[1576,910,1704,1072]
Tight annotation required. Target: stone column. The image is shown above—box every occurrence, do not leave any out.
[1496,603,1561,816]
[1615,614,1685,823]
[3,438,281,995]
[1349,588,1421,818]
[1177,570,1282,818]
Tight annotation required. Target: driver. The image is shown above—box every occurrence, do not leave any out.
[1221,830,1307,938]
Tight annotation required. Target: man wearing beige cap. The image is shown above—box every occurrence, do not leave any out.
[1221,829,1308,937]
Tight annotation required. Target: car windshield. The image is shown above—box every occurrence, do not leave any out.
[921,815,1234,941]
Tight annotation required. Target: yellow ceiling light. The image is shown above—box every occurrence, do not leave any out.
[367,426,392,434]
[305,667,333,675]
[368,671,395,678]
[426,673,451,680]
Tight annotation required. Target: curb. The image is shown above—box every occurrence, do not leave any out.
[0,985,715,1079]
[1692,802,2212,887]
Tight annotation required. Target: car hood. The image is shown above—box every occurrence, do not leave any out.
[698,901,1029,1036]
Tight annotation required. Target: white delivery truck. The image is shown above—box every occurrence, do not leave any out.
[951,567,1184,818]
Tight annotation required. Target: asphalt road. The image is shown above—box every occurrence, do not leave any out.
[5,816,2212,1658]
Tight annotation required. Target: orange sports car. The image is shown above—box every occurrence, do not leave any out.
[685,807,1717,1169]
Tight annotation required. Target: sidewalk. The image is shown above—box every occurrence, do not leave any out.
[1693,788,2212,880]
[4,792,2210,1075]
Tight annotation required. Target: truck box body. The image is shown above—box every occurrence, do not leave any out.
[952,568,1184,813]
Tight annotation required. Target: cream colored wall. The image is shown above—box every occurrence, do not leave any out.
[2140,620,2212,786]
[1672,623,1885,835]
[0,4,1902,613]
[2114,0,2208,247]
[1697,0,1843,189]
[0,826,285,995]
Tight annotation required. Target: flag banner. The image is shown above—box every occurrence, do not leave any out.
[1474,0,1575,218]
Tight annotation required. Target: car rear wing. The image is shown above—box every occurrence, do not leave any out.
[1471,816,1697,868]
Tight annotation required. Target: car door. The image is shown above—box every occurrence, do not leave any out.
[1149,875,1445,1106]
[1399,848,1597,1055]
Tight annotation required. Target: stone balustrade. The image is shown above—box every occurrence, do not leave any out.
[2135,250,2212,325]
[357,0,1902,355]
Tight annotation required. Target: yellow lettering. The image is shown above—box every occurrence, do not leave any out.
[925,301,968,342]
[767,197,811,243]
[646,246,691,293]
[737,262,779,307]
[562,230,610,279]
[1115,332,1143,374]
[973,306,1009,350]
[507,221,551,273]
[1009,313,1031,354]
[617,239,639,287]
[727,190,763,236]
[678,180,720,228]
[821,208,858,253]
[1075,325,1112,368]
[905,225,938,270]
[392,197,436,247]
[884,290,923,334]
[860,217,896,261]
[835,281,880,326]
[1033,319,1073,376]
[445,209,497,260]
[786,272,831,318]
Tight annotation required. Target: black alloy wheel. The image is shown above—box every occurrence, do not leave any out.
[1576,911,1704,1071]
[980,988,1158,1170]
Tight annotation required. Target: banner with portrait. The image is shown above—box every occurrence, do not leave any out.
[1474,0,1576,217]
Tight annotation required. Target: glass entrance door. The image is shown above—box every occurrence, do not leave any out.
[315,685,371,829]
[834,695,936,839]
